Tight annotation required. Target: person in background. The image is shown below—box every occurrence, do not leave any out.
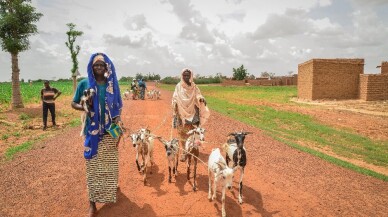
[131,79,138,100]
[172,68,210,162]
[41,80,61,130]
[71,53,123,217]
[138,78,147,100]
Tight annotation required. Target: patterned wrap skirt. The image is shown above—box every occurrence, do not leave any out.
[86,134,119,203]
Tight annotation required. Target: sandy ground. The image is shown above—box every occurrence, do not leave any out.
[0,86,387,217]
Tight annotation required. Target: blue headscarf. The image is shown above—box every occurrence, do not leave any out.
[84,53,122,159]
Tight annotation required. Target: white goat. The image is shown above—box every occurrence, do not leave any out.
[130,132,142,170]
[222,131,252,204]
[157,137,179,183]
[208,148,236,217]
[80,88,95,136]
[131,128,155,185]
[123,89,130,100]
[154,90,161,100]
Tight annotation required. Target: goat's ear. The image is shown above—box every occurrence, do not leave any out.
[228,132,236,136]
[243,132,253,135]
[216,162,226,170]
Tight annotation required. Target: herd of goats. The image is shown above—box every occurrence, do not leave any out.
[80,87,251,216]
[128,126,251,217]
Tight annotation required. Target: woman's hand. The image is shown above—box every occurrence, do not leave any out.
[199,98,207,106]
[113,116,122,124]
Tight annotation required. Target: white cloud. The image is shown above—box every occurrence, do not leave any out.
[1,0,387,82]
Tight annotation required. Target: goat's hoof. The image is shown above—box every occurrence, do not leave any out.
[168,178,171,183]
[212,195,216,201]
[150,171,153,174]
[192,186,197,191]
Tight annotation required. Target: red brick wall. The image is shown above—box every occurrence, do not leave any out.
[221,77,297,86]
[359,74,388,101]
[220,80,246,86]
[298,59,364,100]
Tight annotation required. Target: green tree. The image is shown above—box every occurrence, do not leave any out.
[232,64,248,80]
[0,0,42,109]
[65,23,83,92]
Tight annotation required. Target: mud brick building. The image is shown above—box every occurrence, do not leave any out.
[298,59,388,101]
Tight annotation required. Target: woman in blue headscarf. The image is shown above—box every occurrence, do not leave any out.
[71,53,123,217]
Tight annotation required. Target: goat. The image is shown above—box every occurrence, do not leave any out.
[184,126,205,191]
[208,148,236,217]
[157,137,179,183]
[130,132,142,171]
[80,88,95,136]
[130,128,155,185]
[123,89,130,100]
[154,90,161,100]
[222,131,252,204]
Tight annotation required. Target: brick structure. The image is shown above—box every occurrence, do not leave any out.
[298,59,364,100]
[381,61,388,75]
[221,76,297,86]
[359,74,388,100]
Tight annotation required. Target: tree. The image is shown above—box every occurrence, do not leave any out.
[0,0,42,109]
[65,23,83,92]
[232,64,248,80]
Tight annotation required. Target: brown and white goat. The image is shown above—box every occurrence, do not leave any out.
[130,128,154,185]
[208,148,237,217]
[157,137,179,183]
[185,126,205,191]
[222,131,252,204]
[80,88,95,136]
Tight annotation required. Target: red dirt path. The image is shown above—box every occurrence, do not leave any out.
[0,87,387,217]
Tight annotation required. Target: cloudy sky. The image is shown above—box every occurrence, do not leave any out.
[1,0,387,82]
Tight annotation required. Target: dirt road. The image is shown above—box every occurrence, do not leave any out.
[0,87,387,217]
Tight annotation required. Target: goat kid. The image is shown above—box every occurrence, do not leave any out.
[208,148,237,217]
[123,89,130,100]
[130,132,141,170]
[157,137,179,183]
[131,128,155,185]
[222,131,252,204]
[185,126,205,191]
[80,88,95,136]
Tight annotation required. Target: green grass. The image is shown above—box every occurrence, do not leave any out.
[4,135,46,160]
[5,141,33,160]
[0,81,74,110]
[69,118,81,127]
[201,85,297,104]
